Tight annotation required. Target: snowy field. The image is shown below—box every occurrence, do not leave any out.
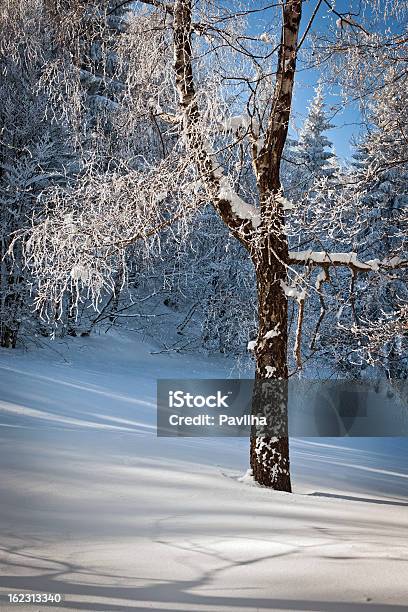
[0,332,407,611]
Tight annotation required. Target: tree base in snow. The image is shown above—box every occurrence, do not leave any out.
[250,436,292,492]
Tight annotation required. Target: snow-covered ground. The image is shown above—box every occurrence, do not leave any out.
[0,332,407,611]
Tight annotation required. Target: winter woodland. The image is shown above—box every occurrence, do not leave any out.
[0,0,407,489]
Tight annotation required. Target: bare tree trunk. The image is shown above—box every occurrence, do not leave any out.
[0,322,19,349]
[0,267,22,349]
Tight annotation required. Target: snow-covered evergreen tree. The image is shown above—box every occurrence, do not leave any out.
[0,1,154,344]
[289,84,337,200]
[346,69,408,378]
[0,0,79,346]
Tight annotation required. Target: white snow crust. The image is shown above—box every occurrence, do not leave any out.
[0,333,407,610]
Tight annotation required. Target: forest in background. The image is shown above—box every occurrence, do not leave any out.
[0,0,406,380]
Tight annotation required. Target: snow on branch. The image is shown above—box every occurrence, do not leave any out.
[217,176,260,228]
[280,280,306,302]
[218,115,261,144]
[11,157,200,317]
[288,250,407,272]
[220,115,252,134]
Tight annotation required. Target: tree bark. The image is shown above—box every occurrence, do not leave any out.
[248,0,302,491]
[249,219,292,492]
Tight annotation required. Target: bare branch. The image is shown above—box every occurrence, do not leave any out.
[297,0,323,51]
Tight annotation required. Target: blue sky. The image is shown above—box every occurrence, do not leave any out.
[270,0,403,159]
[292,0,365,160]
[247,0,372,160]
[292,71,361,161]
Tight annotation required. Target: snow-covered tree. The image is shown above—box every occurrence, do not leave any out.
[289,84,337,200]
[0,0,80,346]
[157,205,257,355]
[0,1,168,343]
[9,0,408,491]
[342,69,408,378]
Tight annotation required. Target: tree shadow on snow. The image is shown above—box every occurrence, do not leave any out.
[309,491,408,507]
[0,542,406,611]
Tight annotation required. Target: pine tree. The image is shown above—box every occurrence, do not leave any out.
[0,0,78,347]
[290,83,336,199]
[347,70,408,378]
[0,1,135,345]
